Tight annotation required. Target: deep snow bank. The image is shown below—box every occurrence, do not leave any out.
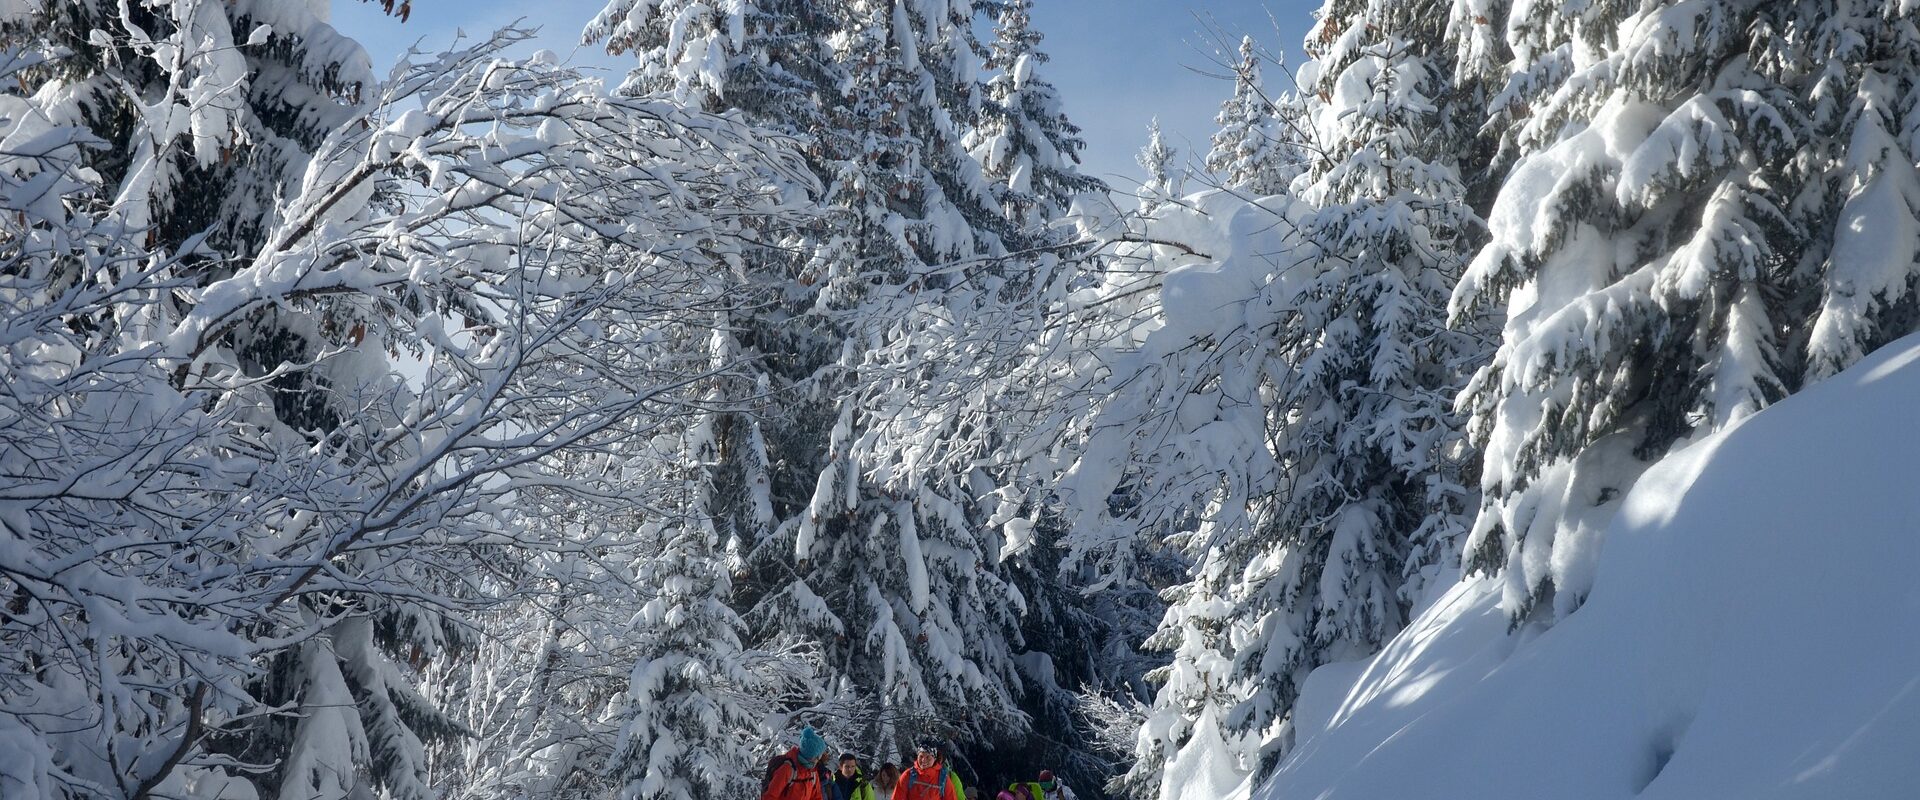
[1260,334,1920,800]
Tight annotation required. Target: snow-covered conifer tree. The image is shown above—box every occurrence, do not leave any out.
[1204,37,1297,195]
[608,411,772,800]
[589,0,1047,771]
[1451,0,1805,621]
[1042,9,1485,793]
[1206,1,1479,775]
[1136,119,1185,211]
[1444,0,1920,632]
[1009,187,1309,800]
[828,6,1134,786]
[969,0,1103,231]
[1788,2,1920,381]
[1006,7,1485,795]
[584,0,744,106]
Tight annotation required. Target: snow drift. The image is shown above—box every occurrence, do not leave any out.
[1260,333,1920,800]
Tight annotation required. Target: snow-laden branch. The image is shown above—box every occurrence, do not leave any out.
[0,24,814,800]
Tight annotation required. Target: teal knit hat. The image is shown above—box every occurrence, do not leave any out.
[798,726,828,764]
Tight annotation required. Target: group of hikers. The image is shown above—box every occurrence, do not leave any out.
[761,727,1074,800]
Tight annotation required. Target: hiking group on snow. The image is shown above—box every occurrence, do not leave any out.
[762,728,1073,800]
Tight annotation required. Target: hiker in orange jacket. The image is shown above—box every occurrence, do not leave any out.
[762,726,832,800]
[891,740,964,800]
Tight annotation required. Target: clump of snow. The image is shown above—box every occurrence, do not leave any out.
[1261,332,1920,800]
[1162,708,1255,800]
[0,719,54,800]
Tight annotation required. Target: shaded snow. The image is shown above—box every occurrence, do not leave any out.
[1260,333,1920,800]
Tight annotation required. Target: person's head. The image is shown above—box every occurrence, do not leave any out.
[798,726,829,766]
[838,753,861,778]
[1036,770,1055,794]
[876,762,901,788]
[913,740,943,770]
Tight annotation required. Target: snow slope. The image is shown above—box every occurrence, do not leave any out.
[1258,333,1920,800]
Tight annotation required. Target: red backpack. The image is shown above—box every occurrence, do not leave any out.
[898,765,956,800]
[763,753,825,800]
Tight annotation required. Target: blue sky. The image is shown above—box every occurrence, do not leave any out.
[331,0,1316,188]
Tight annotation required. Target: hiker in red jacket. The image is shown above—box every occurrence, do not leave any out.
[762,726,833,800]
[891,740,964,800]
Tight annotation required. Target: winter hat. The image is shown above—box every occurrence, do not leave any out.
[1037,770,1055,789]
[798,726,829,764]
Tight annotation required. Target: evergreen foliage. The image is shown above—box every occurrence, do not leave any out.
[1446,0,1917,622]
[1204,37,1298,195]
[586,0,1112,786]
[970,0,1104,229]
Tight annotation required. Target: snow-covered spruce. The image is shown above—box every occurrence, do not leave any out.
[1448,0,1920,623]
[586,0,1117,784]
[968,0,1104,233]
[1215,0,1481,778]
[1012,7,1486,796]
[1003,180,1303,800]
[1204,37,1301,195]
